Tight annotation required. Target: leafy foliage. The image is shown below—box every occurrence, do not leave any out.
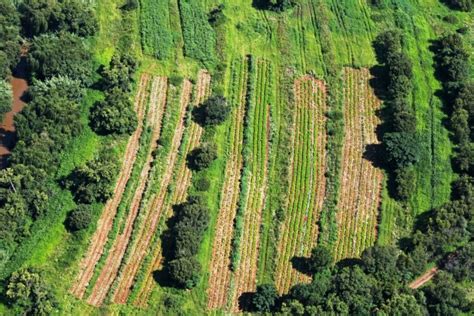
[27,32,93,84]
[66,204,92,232]
[193,96,230,126]
[0,80,12,121]
[64,149,119,204]
[166,257,201,289]
[186,142,218,171]
[0,0,20,78]
[252,284,279,312]
[6,268,56,315]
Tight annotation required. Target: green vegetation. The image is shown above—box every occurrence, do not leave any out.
[178,0,217,65]
[140,0,173,59]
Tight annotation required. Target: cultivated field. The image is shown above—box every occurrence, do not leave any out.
[207,57,249,310]
[275,75,327,294]
[333,67,383,261]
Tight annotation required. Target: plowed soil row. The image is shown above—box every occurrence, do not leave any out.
[111,79,193,304]
[70,74,150,299]
[207,58,249,310]
[86,77,168,306]
[334,68,382,261]
[133,70,211,307]
[229,59,271,311]
[275,75,327,294]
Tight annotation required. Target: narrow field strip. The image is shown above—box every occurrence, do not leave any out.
[85,77,168,306]
[229,59,271,312]
[132,70,212,307]
[207,57,249,310]
[110,78,192,304]
[333,68,383,261]
[275,75,327,294]
[70,74,150,299]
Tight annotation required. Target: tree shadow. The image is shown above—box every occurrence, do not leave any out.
[290,256,312,276]
[369,65,387,100]
[335,258,363,269]
[252,0,270,10]
[238,292,255,312]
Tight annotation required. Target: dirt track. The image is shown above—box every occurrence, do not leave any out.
[409,268,438,289]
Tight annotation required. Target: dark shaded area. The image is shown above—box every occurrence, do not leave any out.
[290,256,312,275]
[335,258,364,269]
[237,292,254,312]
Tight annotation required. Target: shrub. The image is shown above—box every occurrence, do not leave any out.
[195,177,211,191]
[383,132,421,168]
[252,284,279,312]
[307,246,333,274]
[0,80,12,121]
[66,204,92,232]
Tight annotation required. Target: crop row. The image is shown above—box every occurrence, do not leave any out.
[228,58,272,311]
[207,57,249,310]
[140,0,173,59]
[333,68,382,261]
[275,75,327,294]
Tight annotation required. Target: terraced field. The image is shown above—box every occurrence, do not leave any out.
[275,75,327,294]
[333,68,383,261]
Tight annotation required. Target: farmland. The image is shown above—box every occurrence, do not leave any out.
[0,0,471,315]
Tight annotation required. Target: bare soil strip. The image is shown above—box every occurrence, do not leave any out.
[333,68,383,261]
[133,70,211,307]
[409,268,438,289]
[207,59,248,310]
[70,74,150,299]
[229,59,271,311]
[275,75,327,294]
[86,77,168,306]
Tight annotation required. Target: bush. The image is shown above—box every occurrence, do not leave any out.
[193,96,230,126]
[66,204,92,232]
[195,177,211,191]
[187,143,218,171]
[307,246,333,274]
[0,80,12,121]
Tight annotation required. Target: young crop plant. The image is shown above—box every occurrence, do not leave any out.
[274,75,327,294]
[178,0,217,65]
[333,68,383,261]
[140,0,173,59]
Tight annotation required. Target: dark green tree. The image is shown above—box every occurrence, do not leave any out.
[252,284,279,312]
[66,204,92,232]
[307,246,332,274]
[167,257,201,289]
[0,80,12,121]
[193,96,230,126]
[186,142,218,171]
[383,132,421,168]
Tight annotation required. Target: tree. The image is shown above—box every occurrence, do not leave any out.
[167,257,201,289]
[99,53,138,92]
[443,242,473,281]
[380,293,427,316]
[186,142,217,171]
[0,0,21,76]
[18,0,59,37]
[252,284,278,312]
[373,30,402,64]
[383,132,421,169]
[6,268,56,315]
[52,0,98,37]
[0,80,12,121]
[90,87,137,135]
[27,32,92,84]
[307,246,332,274]
[423,272,470,315]
[65,149,119,204]
[66,204,92,232]
[193,96,230,126]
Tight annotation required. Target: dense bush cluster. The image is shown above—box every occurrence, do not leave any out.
[192,95,230,126]
[186,142,218,171]
[442,0,473,11]
[373,30,419,201]
[90,53,138,135]
[178,0,217,65]
[164,196,210,288]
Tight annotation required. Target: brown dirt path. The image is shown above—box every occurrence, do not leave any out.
[111,79,193,304]
[409,268,438,289]
[70,74,150,299]
[85,77,168,306]
[133,70,211,307]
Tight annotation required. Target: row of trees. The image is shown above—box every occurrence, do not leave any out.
[164,95,230,288]
[373,30,420,201]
